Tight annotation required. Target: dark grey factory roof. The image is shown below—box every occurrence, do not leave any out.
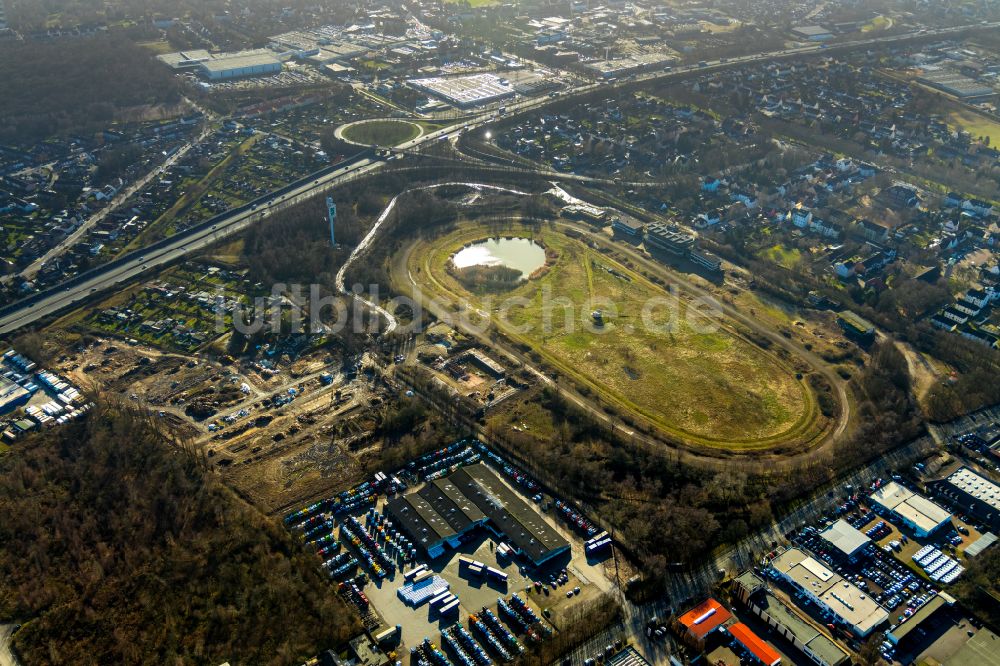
[431,476,486,524]
[385,495,450,548]
[417,479,477,534]
[386,463,569,564]
[452,464,569,563]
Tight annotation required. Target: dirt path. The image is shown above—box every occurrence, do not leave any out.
[893,338,943,408]
[0,625,21,666]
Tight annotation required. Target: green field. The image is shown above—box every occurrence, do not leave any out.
[861,15,891,32]
[341,120,421,146]
[948,108,1000,148]
[759,243,803,269]
[412,224,820,449]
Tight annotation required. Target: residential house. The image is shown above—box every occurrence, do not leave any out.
[963,198,993,217]
[812,218,842,238]
[942,306,969,325]
[884,184,919,209]
[792,209,813,229]
[959,326,999,349]
[858,219,889,243]
[966,287,996,308]
[731,190,759,209]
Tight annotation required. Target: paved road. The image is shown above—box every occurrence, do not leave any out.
[0,154,374,335]
[20,122,215,280]
[0,21,994,337]
[661,434,939,608]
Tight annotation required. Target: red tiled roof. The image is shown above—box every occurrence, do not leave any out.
[678,598,732,639]
[729,622,781,666]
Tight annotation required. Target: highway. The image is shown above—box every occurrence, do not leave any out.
[0,20,995,337]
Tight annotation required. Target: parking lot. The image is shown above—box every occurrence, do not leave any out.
[286,441,620,666]
[778,472,990,662]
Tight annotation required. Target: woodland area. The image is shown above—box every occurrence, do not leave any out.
[0,36,182,144]
[0,401,359,665]
[953,545,1000,630]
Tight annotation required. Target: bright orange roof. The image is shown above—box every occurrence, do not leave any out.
[678,598,732,639]
[729,623,781,666]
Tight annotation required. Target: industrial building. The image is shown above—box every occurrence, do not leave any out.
[408,74,516,108]
[918,70,996,100]
[870,481,952,537]
[199,51,283,80]
[158,49,283,80]
[769,548,888,637]
[734,571,849,666]
[385,463,569,565]
[0,374,31,414]
[675,598,732,648]
[645,223,695,255]
[819,519,871,561]
[929,467,1000,532]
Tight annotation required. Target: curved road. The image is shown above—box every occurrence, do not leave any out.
[335,182,531,335]
[1,21,994,337]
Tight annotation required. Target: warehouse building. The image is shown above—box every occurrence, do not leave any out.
[791,25,834,40]
[886,593,956,648]
[769,548,888,637]
[0,375,31,414]
[734,571,849,666]
[159,49,283,79]
[408,73,515,108]
[157,49,212,70]
[385,463,569,565]
[929,467,1000,532]
[918,70,996,101]
[836,310,875,341]
[870,481,952,537]
[965,532,998,558]
[199,51,283,80]
[819,519,871,561]
[728,623,781,666]
[581,53,676,79]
